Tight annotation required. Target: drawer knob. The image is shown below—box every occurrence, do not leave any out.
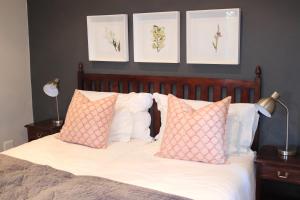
[36,132,43,138]
[277,171,289,179]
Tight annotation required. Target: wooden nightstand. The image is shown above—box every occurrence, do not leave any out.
[25,119,63,142]
[255,146,300,200]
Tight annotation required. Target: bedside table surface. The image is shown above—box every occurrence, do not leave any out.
[25,119,64,142]
[256,146,300,169]
[25,119,63,129]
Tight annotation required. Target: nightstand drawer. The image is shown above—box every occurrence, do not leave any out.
[260,165,300,184]
[25,120,63,142]
[27,129,55,141]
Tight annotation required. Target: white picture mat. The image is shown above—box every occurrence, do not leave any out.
[186,8,240,65]
[87,14,129,62]
[133,11,180,63]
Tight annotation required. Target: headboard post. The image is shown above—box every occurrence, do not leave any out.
[252,65,262,151]
[254,65,262,101]
[255,65,262,80]
[78,63,84,89]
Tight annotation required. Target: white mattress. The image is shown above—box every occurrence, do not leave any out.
[3,135,255,200]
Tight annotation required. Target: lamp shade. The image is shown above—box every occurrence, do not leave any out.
[43,78,60,97]
[255,91,280,118]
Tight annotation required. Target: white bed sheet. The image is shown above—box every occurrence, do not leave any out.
[3,134,255,200]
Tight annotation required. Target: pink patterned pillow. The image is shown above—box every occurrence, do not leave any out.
[59,90,117,148]
[157,94,231,164]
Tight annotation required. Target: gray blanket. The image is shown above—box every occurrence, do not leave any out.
[0,154,190,200]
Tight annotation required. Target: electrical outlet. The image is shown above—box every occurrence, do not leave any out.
[3,140,14,151]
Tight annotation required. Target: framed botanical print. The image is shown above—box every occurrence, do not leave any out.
[133,11,180,63]
[87,14,129,62]
[186,8,241,65]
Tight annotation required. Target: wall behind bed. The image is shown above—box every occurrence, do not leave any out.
[27,0,300,147]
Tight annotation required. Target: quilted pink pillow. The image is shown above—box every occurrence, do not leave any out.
[157,94,231,164]
[59,90,117,148]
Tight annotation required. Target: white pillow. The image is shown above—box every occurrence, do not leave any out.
[153,93,260,155]
[78,90,153,142]
[79,90,153,113]
[109,109,133,142]
[131,112,152,141]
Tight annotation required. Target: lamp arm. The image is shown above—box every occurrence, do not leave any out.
[55,96,60,121]
[276,99,289,151]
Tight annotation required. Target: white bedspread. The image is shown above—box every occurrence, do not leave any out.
[3,135,255,200]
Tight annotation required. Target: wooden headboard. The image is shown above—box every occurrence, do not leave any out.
[77,63,262,150]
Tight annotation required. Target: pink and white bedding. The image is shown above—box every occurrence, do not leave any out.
[3,134,255,200]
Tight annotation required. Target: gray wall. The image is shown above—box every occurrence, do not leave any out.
[27,0,300,147]
[0,0,33,151]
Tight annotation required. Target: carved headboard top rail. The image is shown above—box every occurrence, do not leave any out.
[77,63,262,150]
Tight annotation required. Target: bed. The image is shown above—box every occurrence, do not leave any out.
[1,63,262,200]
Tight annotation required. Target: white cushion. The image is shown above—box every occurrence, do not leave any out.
[131,112,152,141]
[78,90,153,142]
[153,93,260,155]
[79,90,153,113]
[109,109,133,142]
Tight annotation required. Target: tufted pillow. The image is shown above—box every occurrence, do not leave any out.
[59,90,117,148]
[157,94,231,164]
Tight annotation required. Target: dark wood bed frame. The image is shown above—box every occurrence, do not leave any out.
[77,63,262,151]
